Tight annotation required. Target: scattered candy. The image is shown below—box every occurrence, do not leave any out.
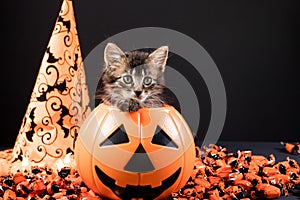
[171,144,300,199]
[0,144,299,199]
[0,153,102,200]
[281,142,300,154]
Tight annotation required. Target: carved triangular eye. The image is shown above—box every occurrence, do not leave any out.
[151,126,178,149]
[100,125,129,147]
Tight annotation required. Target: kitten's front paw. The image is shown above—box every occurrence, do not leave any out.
[117,99,141,112]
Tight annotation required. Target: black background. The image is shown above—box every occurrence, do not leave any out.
[1,0,299,148]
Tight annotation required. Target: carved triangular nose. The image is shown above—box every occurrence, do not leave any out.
[124,144,155,173]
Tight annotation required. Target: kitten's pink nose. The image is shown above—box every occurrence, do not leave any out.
[134,90,142,98]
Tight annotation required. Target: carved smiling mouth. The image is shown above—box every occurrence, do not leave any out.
[95,166,181,199]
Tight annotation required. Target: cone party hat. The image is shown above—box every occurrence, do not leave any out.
[11,0,91,166]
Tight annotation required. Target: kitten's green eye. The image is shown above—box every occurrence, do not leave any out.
[123,75,133,84]
[143,77,152,86]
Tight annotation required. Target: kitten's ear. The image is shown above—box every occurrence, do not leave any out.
[147,46,169,72]
[104,43,126,67]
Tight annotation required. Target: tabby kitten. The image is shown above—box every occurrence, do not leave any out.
[95,43,170,112]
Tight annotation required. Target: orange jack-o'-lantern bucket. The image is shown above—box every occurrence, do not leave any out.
[75,103,195,199]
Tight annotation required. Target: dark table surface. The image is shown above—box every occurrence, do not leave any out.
[1,141,300,199]
[216,141,300,163]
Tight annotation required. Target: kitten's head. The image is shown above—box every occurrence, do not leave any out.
[100,43,168,108]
